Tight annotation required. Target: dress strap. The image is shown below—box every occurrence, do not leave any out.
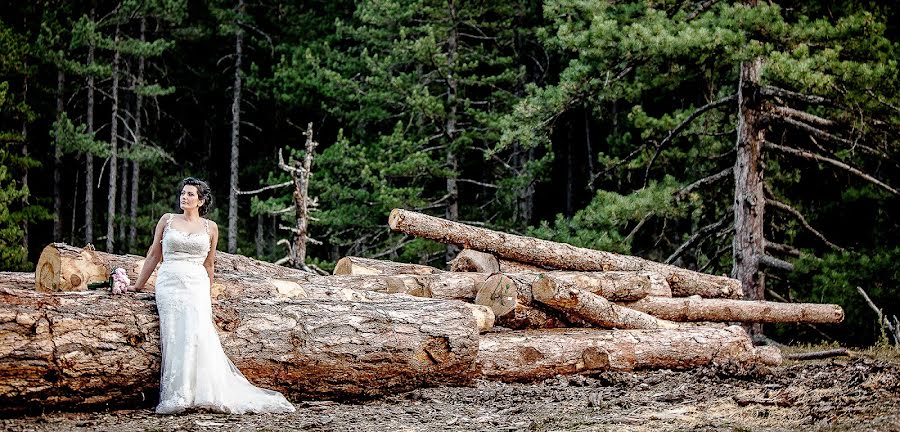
[204,219,210,234]
[166,213,175,228]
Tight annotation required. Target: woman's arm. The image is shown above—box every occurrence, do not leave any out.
[131,214,168,292]
[204,220,219,286]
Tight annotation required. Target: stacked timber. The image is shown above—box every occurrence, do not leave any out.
[0,209,844,412]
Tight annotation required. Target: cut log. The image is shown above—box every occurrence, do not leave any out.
[474,274,518,317]
[476,326,781,382]
[35,243,310,292]
[389,209,742,298]
[535,271,671,299]
[532,284,678,330]
[495,303,568,330]
[620,297,845,324]
[0,287,480,413]
[0,272,34,290]
[333,256,440,276]
[449,249,499,273]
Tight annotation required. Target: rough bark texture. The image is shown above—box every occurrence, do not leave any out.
[106,27,121,253]
[495,303,568,330]
[621,297,844,324]
[0,273,33,290]
[534,271,670,300]
[733,56,767,337]
[532,285,677,330]
[449,249,499,273]
[476,326,781,382]
[333,256,441,276]
[227,0,244,254]
[499,259,547,273]
[53,70,64,241]
[0,287,480,413]
[35,243,309,293]
[389,209,742,298]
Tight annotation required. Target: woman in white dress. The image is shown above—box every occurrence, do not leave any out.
[130,177,295,414]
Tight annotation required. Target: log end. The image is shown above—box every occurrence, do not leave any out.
[462,303,495,332]
[475,274,517,317]
[449,249,499,273]
[35,244,61,292]
[388,208,403,231]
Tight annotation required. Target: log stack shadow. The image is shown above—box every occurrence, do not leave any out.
[0,209,843,413]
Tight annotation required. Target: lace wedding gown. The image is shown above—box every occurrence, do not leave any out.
[154,214,295,414]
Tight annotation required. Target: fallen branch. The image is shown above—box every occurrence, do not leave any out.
[765,197,846,251]
[785,349,849,361]
[856,285,900,347]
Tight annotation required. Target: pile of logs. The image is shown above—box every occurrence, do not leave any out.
[0,209,843,414]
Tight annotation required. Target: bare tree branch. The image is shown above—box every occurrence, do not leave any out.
[765,141,900,197]
[644,94,737,186]
[761,85,830,105]
[456,178,499,189]
[772,105,835,128]
[765,197,846,251]
[856,285,900,347]
[665,215,730,264]
[773,115,896,165]
[235,181,293,196]
[764,240,802,258]
[759,254,795,271]
[675,167,731,200]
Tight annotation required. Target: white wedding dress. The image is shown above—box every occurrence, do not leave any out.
[154,214,295,414]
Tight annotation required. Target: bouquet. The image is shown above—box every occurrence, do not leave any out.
[87,268,132,294]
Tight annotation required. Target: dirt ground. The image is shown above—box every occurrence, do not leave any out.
[2,354,899,432]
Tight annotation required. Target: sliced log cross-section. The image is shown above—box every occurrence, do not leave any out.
[449,249,500,273]
[0,287,480,414]
[389,209,742,298]
[621,297,845,324]
[531,284,677,330]
[476,326,781,382]
[333,256,441,276]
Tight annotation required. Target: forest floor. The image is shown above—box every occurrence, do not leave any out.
[2,348,899,432]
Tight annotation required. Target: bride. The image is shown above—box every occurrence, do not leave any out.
[129,177,295,414]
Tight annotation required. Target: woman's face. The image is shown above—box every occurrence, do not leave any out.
[180,185,203,212]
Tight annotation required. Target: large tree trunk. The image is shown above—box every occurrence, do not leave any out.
[531,285,677,330]
[621,296,844,324]
[389,209,742,298]
[733,56,767,337]
[443,0,461,264]
[106,26,121,253]
[84,18,95,244]
[227,0,244,254]
[0,287,480,414]
[475,326,781,382]
[53,70,65,241]
[291,123,317,267]
[333,256,442,276]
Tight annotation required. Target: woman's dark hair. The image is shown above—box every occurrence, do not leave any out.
[179,177,213,216]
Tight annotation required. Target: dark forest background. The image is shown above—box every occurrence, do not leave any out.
[1,0,898,347]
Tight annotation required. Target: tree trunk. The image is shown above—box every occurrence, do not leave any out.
[475,326,781,382]
[53,70,65,241]
[733,56,767,336]
[534,271,671,299]
[292,123,317,267]
[620,296,844,324]
[532,285,677,330]
[0,272,33,290]
[499,258,547,273]
[449,249,499,273]
[443,0,460,264]
[255,213,264,258]
[106,26,121,253]
[389,209,741,298]
[333,256,442,276]
[0,287,480,413]
[84,20,95,244]
[128,18,145,252]
[228,1,244,254]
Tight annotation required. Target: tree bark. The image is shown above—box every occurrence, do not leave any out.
[389,209,742,298]
[53,70,65,241]
[620,296,844,324]
[733,55,766,337]
[34,243,309,293]
[228,0,244,254]
[0,272,33,290]
[449,249,499,273]
[106,26,121,253]
[532,285,677,330]
[333,256,442,276]
[499,258,547,273]
[0,287,480,413]
[495,303,568,330]
[476,326,781,382]
[534,271,671,299]
[443,0,460,264]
